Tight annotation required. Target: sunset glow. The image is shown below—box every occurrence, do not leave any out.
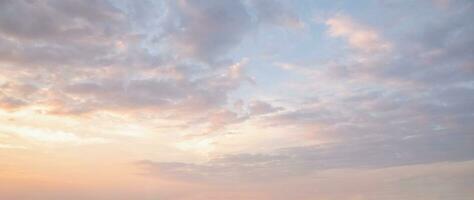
[1,0,473,199]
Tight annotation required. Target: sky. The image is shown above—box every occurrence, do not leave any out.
[0,0,473,199]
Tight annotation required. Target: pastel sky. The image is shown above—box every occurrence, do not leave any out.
[1,0,473,199]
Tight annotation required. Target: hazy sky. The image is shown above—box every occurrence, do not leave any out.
[0,0,473,199]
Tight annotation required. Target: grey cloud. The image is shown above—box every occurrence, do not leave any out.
[249,0,304,29]
[248,100,283,115]
[61,78,207,113]
[65,79,185,107]
[163,0,252,63]
[281,133,474,169]
[299,5,474,143]
[0,0,125,41]
[137,132,474,182]
[0,0,306,68]
[378,2,472,85]
[319,1,473,87]
[266,84,474,143]
[160,0,304,63]
[0,0,132,68]
[0,0,256,124]
[54,59,252,119]
[270,107,343,125]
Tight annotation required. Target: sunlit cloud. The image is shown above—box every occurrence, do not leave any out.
[325,14,391,53]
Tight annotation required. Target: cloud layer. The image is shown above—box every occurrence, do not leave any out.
[0,0,473,200]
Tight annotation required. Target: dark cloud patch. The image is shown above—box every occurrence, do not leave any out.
[0,0,124,41]
[0,0,132,68]
[158,0,305,63]
[248,100,282,116]
[163,0,252,63]
[249,0,304,29]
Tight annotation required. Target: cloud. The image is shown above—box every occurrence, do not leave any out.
[137,131,474,182]
[53,58,252,116]
[0,82,39,111]
[267,83,474,140]
[0,0,258,138]
[320,5,473,86]
[0,0,129,68]
[248,100,283,116]
[0,125,109,145]
[160,0,306,63]
[250,0,304,29]
[379,5,474,85]
[0,1,259,135]
[0,0,124,40]
[0,97,27,111]
[163,0,252,63]
[325,14,391,53]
